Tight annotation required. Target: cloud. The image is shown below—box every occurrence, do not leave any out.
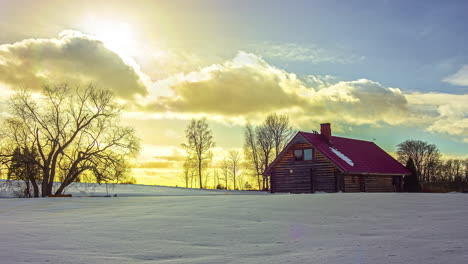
[136,144,186,169]
[138,51,468,142]
[145,52,409,127]
[0,31,466,143]
[443,65,468,86]
[308,79,410,126]
[137,161,179,169]
[406,93,468,141]
[248,42,364,64]
[148,52,307,115]
[0,30,148,98]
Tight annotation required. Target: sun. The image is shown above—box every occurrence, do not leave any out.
[82,18,137,57]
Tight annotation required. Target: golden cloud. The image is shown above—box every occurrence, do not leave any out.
[139,52,467,142]
[0,31,466,143]
[135,144,186,169]
[137,161,180,169]
[148,52,307,115]
[0,31,147,98]
[145,52,410,126]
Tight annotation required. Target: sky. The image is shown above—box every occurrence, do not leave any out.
[0,0,467,186]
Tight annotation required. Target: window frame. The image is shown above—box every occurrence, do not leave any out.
[292,148,314,162]
[303,148,313,161]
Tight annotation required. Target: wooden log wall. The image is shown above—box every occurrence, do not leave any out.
[365,175,397,192]
[343,174,401,192]
[271,134,338,193]
[343,175,361,192]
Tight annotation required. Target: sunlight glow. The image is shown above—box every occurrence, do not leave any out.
[82,18,137,58]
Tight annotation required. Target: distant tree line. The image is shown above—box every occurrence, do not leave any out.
[396,139,468,192]
[0,84,140,197]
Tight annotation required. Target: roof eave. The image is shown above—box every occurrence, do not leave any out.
[263,132,301,176]
[263,131,346,176]
[343,171,411,176]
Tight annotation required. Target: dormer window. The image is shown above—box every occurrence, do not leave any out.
[294,149,303,160]
[304,149,313,160]
[293,148,314,161]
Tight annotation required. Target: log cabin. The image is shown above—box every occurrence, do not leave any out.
[263,123,411,193]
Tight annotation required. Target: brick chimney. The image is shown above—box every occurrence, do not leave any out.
[320,123,332,143]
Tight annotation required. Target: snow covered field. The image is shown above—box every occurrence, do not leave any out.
[0,181,268,198]
[1,186,467,264]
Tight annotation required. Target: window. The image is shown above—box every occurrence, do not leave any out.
[304,149,313,160]
[294,149,303,161]
[293,148,313,161]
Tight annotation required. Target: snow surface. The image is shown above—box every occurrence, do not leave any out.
[330,147,355,166]
[0,180,268,198]
[1,186,468,264]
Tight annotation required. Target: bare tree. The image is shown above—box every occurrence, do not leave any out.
[182,118,215,189]
[396,140,441,183]
[221,158,230,190]
[6,147,41,197]
[243,123,262,190]
[439,159,465,182]
[243,114,292,191]
[256,124,274,190]
[264,113,293,157]
[181,157,196,188]
[1,84,140,196]
[465,159,468,182]
[212,167,220,189]
[120,176,137,184]
[202,160,211,188]
[228,150,241,190]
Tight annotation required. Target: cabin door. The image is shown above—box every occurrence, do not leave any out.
[310,168,315,193]
[359,176,366,192]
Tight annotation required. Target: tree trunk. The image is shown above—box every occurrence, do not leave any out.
[55,184,66,195]
[41,170,50,197]
[198,158,203,189]
[25,180,31,198]
[31,180,39,198]
[263,157,269,190]
[55,173,78,195]
[232,167,236,190]
[47,168,56,196]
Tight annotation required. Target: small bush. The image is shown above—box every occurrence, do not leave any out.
[120,176,137,184]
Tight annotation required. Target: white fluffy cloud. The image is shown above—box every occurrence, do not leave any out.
[406,93,468,141]
[443,65,468,86]
[0,31,148,98]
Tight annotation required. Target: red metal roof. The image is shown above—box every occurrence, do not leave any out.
[298,132,411,175]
